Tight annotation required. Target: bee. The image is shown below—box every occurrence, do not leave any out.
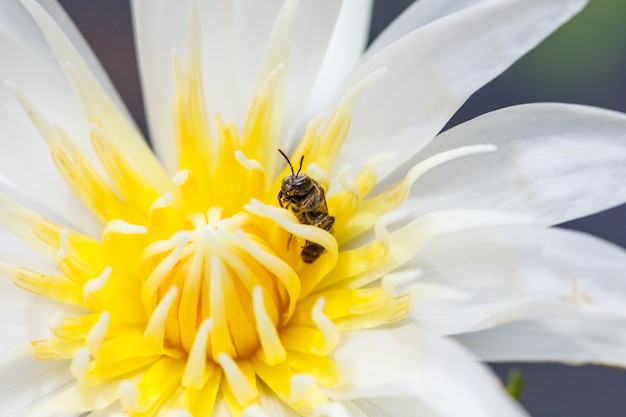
[277,149,335,263]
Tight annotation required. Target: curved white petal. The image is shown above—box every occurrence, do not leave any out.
[365,0,493,58]
[327,0,586,180]
[0,0,126,112]
[408,226,626,337]
[22,0,172,192]
[327,324,528,417]
[274,1,347,148]
[303,0,373,120]
[395,103,626,225]
[455,317,626,367]
[0,353,74,417]
[131,0,190,172]
[0,9,101,233]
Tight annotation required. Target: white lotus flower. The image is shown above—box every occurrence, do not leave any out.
[1,0,625,416]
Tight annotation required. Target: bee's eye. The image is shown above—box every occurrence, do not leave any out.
[295,175,311,189]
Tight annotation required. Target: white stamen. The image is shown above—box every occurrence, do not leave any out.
[172,169,190,186]
[149,191,174,215]
[306,163,328,186]
[209,256,238,358]
[83,266,112,299]
[182,318,214,389]
[142,231,191,261]
[245,199,337,260]
[143,286,178,347]
[405,144,497,186]
[305,112,327,135]
[70,347,91,382]
[253,286,286,364]
[85,311,109,355]
[312,298,339,354]
[235,150,265,173]
[258,63,285,96]
[337,165,359,195]
[142,234,188,300]
[217,353,257,406]
[382,269,423,298]
[235,229,300,317]
[373,210,410,253]
[103,219,147,236]
[56,229,70,262]
[48,310,65,333]
[120,380,141,412]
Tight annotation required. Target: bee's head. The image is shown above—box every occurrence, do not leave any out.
[281,173,313,197]
[278,149,313,198]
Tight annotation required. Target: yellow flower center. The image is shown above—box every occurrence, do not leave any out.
[0,9,418,415]
[1,3,501,416]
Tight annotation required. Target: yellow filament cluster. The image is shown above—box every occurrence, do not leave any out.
[0,3,436,416]
[0,44,418,417]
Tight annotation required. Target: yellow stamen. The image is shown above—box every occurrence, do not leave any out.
[2,5,430,415]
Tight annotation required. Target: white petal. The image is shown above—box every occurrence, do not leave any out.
[0,0,125,113]
[87,403,124,417]
[455,317,626,367]
[0,277,67,347]
[0,8,101,234]
[327,324,528,417]
[131,0,188,172]
[254,388,300,417]
[22,0,172,193]
[396,103,626,225]
[132,0,283,172]
[231,0,287,122]
[327,0,586,180]
[303,0,373,120]
[365,0,493,58]
[274,0,347,147]
[0,353,75,417]
[408,226,626,336]
[0,227,72,346]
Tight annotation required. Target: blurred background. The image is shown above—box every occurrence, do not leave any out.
[55,0,626,415]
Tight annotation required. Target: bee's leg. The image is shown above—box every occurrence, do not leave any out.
[301,242,324,263]
[286,233,293,250]
[278,190,286,208]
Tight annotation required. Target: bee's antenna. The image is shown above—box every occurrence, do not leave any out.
[278,149,294,175]
[297,155,304,175]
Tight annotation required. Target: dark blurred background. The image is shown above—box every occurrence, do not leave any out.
[56,0,626,415]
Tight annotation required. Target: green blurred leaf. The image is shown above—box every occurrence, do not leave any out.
[506,368,524,401]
